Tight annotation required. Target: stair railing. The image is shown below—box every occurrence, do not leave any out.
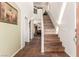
[38,9,44,53]
[35,8,44,53]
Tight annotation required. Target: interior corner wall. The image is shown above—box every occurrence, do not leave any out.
[58,3,76,57]
[0,2,21,57]
[47,2,62,30]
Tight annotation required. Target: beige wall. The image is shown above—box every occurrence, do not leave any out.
[0,2,21,56]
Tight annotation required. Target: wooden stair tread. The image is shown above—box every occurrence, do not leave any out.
[45,42,62,46]
[44,32,56,34]
[44,24,53,26]
[45,41,62,46]
[43,20,52,22]
[44,37,60,40]
[44,34,58,37]
[45,45,64,48]
[44,26,54,29]
[44,21,52,23]
[45,39,60,42]
[44,37,59,39]
[44,25,54,27]
[45,47,64,50]
[44,49,64,53]
[44,37,59,40]
[44,28,56,31]
[44,36,58,38]
[44,46,64,52]
[45,41,62,44]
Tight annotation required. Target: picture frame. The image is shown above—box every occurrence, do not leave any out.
[0,2,18,25]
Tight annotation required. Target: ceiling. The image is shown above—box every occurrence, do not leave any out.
[33,2,48,8]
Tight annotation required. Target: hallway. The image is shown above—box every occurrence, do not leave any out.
[15,35,42,57]
[15,32,69,57]
[15,35,69,57]
[0,2,76,57]
[14,10,69,57]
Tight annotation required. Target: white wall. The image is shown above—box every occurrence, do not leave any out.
[0,2,21,57]
[34,9,42,24]
[47,2,62,29]
[58,3,76,56]
[15,2,33,48]
[0,2,33,57]
[47,2,76,56]
[31,20,35,40]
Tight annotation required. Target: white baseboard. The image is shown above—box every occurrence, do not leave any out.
[11,47,22,57]
[65,48,71,57]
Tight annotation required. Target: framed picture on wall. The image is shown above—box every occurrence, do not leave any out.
[34,8,37,14]
[0,2,18,25]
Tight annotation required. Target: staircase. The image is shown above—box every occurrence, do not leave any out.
[43,12,65,53]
